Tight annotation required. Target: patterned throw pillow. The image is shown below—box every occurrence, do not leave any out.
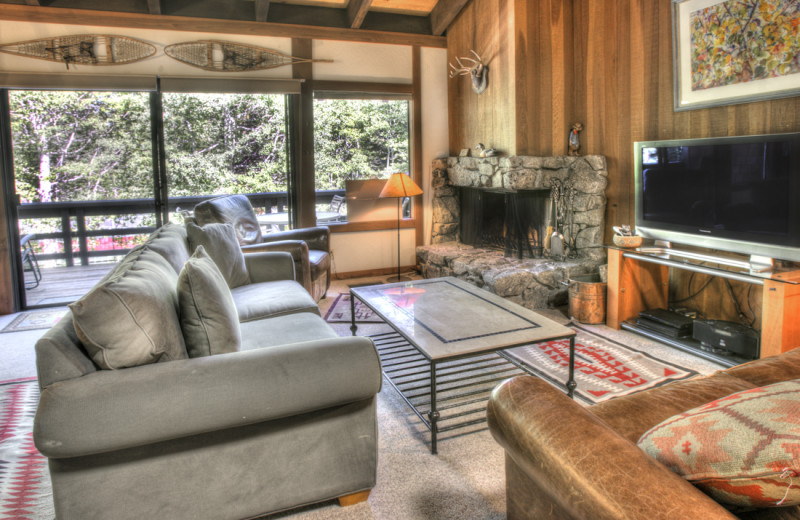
[637,379,800,508]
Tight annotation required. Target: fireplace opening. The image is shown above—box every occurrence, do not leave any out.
[460,187,551,259]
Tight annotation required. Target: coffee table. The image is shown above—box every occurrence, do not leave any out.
[350,276,576,453]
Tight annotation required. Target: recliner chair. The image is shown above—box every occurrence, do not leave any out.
[193,195,331,301]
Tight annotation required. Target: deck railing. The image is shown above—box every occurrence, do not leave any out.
[17,191,343,267]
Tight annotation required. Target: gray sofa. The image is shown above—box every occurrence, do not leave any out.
[33,223,381,520]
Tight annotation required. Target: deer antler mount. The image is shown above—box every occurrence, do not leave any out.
[449,50,488,94]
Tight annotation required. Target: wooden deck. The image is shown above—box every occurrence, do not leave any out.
[24,263,114,307]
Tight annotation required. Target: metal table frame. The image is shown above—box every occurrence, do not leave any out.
[350,285,576,454]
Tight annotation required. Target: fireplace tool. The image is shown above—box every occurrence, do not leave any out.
[549,179,564,260]
[566,182,578,258]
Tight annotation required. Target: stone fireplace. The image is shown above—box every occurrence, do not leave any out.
[417,155,608,309]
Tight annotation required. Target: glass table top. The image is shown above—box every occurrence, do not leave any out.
[351,277,575,361]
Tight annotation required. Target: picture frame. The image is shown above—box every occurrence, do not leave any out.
[672,0,800,111]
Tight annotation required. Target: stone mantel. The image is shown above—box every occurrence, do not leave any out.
[417,155,609,310]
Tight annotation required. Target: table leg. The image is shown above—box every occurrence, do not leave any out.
[350,291,358,336]
[567,336,577,399]
[428,362,439,455]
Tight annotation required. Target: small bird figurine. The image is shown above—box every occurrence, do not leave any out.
[568,123,583,156]
[474,143,497,158]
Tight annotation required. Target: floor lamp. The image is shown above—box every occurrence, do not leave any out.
[379,173,423,283]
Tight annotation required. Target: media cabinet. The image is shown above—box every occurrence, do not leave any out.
[606,245,800,367]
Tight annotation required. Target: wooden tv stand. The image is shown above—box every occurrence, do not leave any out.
[606,246,800,365]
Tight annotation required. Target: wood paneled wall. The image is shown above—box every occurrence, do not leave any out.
[448,0,800,240]
[447,0,516,155]
[447,0,800,324]
[514,0,573,157]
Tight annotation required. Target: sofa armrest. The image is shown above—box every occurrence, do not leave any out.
[241,240,312,293]
[243,251,295,283]
[35,336,381,459]
[487,376,736,520]
[260,226,330,252]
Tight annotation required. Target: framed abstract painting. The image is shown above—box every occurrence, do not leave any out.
[672,0,800,111]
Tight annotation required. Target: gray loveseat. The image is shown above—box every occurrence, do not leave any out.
[33,223,381,520]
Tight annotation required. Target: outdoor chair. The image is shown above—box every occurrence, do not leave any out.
[328,194,347,222]
[193,194,331,301]
[20,234,42,289]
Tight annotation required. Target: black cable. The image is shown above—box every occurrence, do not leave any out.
[669,271,714,305]
[723,279,756,328]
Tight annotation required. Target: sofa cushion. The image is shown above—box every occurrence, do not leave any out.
[239,312,338,351]
[590,372,759,444]
[637,379,800,508]
[69,246,187,370]
[186,222,250,288]
[178,246,242,358]
[144,223,190,274]
[231,280,320,322]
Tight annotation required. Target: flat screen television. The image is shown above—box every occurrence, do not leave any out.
[634,133,800,263]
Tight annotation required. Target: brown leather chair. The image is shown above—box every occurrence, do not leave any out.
[193,195,331,301]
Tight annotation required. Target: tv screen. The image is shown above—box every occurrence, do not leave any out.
[634,133,800,261]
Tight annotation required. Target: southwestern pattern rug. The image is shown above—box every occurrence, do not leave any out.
[504,323,699,405]
[324,293,385,323]
[1,310,65,334]
[0,378,52,520]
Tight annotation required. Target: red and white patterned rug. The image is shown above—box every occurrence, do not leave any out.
[505,324,699,405]
[0,378,52,520]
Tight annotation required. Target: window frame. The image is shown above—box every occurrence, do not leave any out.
[308,80,418,233]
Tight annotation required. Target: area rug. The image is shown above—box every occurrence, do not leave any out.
[0,378,52,520]
[504,323,699,405]
[1,310,65,334]
[324,294,384,323]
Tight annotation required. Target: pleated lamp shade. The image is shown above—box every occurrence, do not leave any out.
[379,173,423,198]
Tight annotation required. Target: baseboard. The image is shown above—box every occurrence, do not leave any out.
[332,265,418,280]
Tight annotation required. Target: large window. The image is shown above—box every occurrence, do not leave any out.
[9,89,157,305]
[313,96,410,223]
[4,85,294,308]
[163,92,289,196]
[162,92,291,227]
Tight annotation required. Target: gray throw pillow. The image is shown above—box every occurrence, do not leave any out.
[186,222,250,288]
[178,246,242,358]
[70,246,188,370]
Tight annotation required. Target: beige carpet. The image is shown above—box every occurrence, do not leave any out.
[260,276,725,519]
[257,277,506,519]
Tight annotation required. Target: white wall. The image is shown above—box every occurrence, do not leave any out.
[420,47,449,246]
[0,20,448,277]
[0,22,293,78]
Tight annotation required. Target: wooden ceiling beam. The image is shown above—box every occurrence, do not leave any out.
[429,0,470,36]
[346,0,372,29]
[146,0,161,15]
[24,0,40,5]
[255,0,270,22]
[0,5,446,48]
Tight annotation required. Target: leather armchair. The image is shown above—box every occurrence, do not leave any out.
[193,195,331,301]
[487,347,800,520]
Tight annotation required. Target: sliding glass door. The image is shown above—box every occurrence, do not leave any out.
[8,89,157,307]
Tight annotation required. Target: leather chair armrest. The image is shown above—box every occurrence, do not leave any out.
[241,240,312,294]
[242,251,295,283]
[487,376,736,520]
[35,337,381,459]
[260,227,330,252]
